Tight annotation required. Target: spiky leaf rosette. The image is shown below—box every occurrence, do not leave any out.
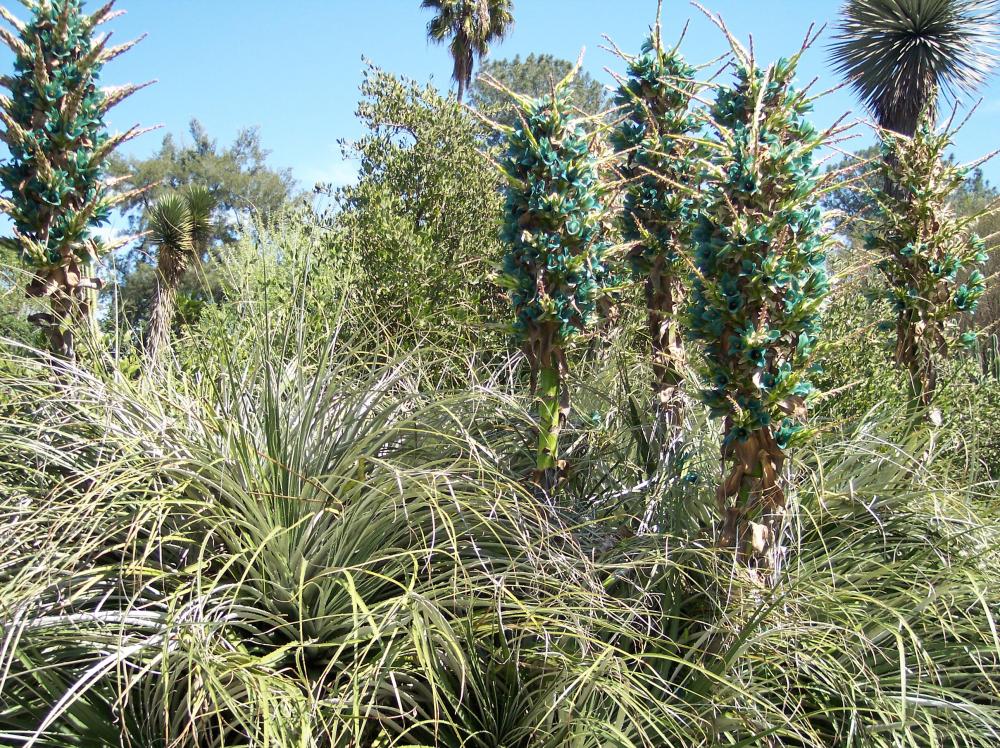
[865,109,991,403]
[0,0,149,354]
[613,36,701,282]
[830,0,1000,135]
[498,83,611,371]
[690,54,830,568]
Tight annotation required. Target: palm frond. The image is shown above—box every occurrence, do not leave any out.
[146,193,193,254]
[181,184,216,249]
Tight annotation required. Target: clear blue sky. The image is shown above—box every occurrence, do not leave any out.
[5,0,1000,189]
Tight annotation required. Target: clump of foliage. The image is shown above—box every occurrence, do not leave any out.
[689,32,831,577]
[0,0,149,360]
[335,64,506,355]
[865,110,992,408]
[611,27,702,433]
[494,61,613,490]
[830,0,999,136]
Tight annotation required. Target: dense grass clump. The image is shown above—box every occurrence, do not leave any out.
[1,274,998,745]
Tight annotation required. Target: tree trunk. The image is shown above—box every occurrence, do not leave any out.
[147,248,186,364]
[147,282,176,364]
[895,305,945,412]
[717,424,787,586]
[25,261,102,363]
[647,258,685,447]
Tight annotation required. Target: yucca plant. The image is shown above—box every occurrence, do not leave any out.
[610,20,703,444]
[421,0,514,103]
[492,60,613,492]
[830,0,1000,137]
[145,185,215,363]
[0,0,151,361]
[689,23,832,580]
[865,108,993,408]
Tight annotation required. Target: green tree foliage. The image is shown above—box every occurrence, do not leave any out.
[334,65,506,352]
[495,64,612,490]
[0,0,149,360]
[421,0,514,103]
[471,53,609,135]
[611,31,702,434]
[690,39,831,578]
[107,121,296,343]
[109,119,296,244]
[865,111,991,407]
[830,0,999,135]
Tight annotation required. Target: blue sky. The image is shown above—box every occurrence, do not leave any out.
[4,0,1000,189]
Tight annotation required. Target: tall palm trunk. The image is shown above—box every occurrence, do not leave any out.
[147,247,187,363]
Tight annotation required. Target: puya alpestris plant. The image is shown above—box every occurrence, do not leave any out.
[610,17,703,443]
[865,107,994,410]
[0,0,152,361]
[689,19,833,580]
[490,57,613,493]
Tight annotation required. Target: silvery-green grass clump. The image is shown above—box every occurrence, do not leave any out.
[689,39,830,577]
[865,109,993,408]
[0,0,149,359]
[612,30,703,432]
[494,61,612,489]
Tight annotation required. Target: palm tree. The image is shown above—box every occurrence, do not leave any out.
[421,0,514,103]
[830,0,999,136]
[146,186,214,362]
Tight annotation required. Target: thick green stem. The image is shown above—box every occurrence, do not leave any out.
[535,364,561,490]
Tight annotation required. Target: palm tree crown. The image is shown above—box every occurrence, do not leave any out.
[146,186,215,361]
[830,0,999,134]
[421,0,514,103]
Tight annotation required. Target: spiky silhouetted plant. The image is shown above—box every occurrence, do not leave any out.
[0,0,151,361]
[421,0,514,103]
[611,22,703,445]
[145,185,214,363]
[493,60,613,492]
[689,25,831,580]
[830,0,1000,137]
[865,108,993,408]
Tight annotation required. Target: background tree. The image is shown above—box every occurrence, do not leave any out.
[690,29,832,580]
[820,144,880,238]
[0,0,150,360]
[421,0,514,103]
[106,121,296,343]
[145,185,215,363]
[611,28,702,446]
[333,64,506,353]
[830,0,1000,136]
[471,53,609,136]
